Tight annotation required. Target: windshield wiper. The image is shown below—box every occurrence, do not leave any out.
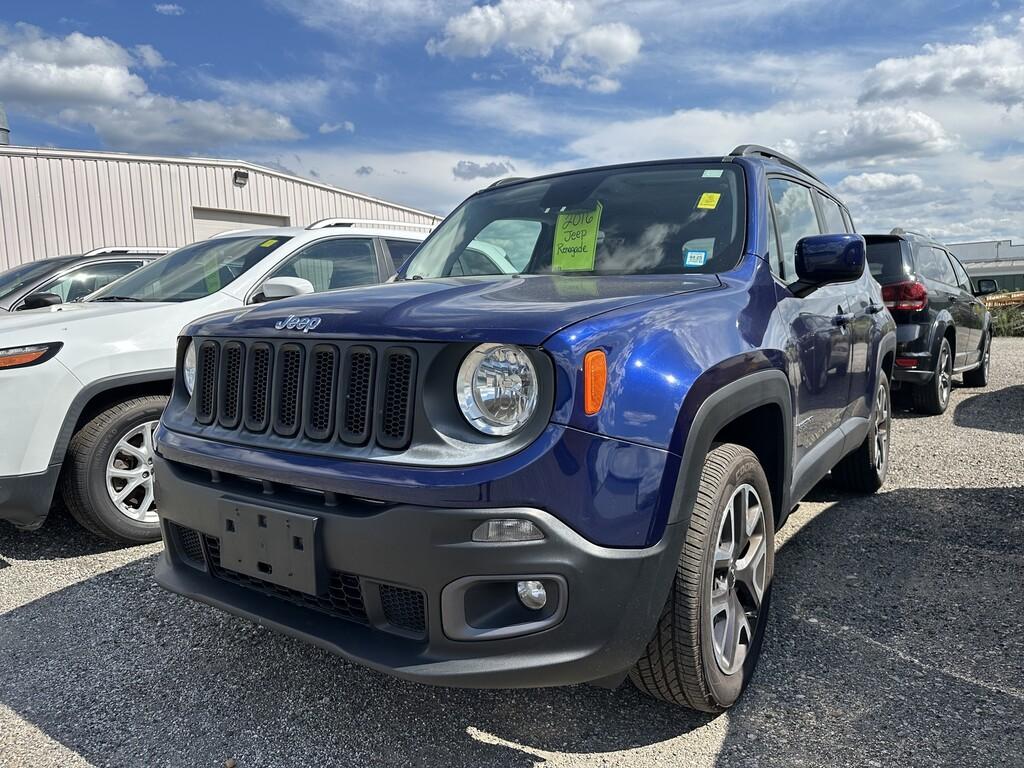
[91,296,144,302]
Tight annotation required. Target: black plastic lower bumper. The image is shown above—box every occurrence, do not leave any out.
[0,464,60,530]
[153,454,684,689]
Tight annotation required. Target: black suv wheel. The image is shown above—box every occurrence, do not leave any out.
[962,331,991,388]
[912,337,952,415]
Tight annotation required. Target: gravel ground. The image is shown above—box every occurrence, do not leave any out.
[1,339,1022,768]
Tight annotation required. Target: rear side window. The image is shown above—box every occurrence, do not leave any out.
[769,179,821,280]
[915,245,957,286]
[267,238,379,293]
[385,239,420,271]
[866,238,912,284]
[818,194,848,234]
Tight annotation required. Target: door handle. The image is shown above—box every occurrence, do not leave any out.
[833,312,854,326]
[867,302,884,314]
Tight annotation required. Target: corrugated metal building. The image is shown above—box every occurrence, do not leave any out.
[949,239,1024,292]
[0,144,441,270]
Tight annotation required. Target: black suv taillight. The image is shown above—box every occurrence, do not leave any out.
[882,281,928,311]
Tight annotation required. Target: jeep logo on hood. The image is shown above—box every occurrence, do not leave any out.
[274,315,322,333]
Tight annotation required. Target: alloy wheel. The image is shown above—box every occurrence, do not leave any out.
[937,346,952,407]
[874,382,890,471]
[709,484,767,675]
[105,420,159,523]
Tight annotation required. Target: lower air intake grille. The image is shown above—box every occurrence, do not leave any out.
[379,584,427,634]
[169,522,204,564]
[203,535,368,625]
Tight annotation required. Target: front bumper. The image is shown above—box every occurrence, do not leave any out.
[0,465,61,529]
[153,449,684,689]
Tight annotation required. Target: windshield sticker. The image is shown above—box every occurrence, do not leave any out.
[696,192,721,210]
[684,249,708,267]
[702,170,724,178]
[260,239,279,247]
[553,201,603,272]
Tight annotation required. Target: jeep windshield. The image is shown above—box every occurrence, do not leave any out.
[403,163,745,279]
[87,236,290,303]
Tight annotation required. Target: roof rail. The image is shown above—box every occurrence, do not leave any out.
[729,145,823,184]
[889,228,932,240]
[83,246,170,256]
[487,177,527,189]
[306,217,435,233]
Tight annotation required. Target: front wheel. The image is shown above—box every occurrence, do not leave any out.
[832,371,891,494]
[59,396,167,544]
[630,444,775,712]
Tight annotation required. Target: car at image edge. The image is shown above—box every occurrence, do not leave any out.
[0,222,427,543]
[865,229,996,414]
[153,146,897,712]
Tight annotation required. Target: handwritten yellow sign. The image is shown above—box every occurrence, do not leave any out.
[697,192,721,210]
[552,202,603,272]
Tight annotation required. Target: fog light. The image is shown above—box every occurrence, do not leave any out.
[516,580,547,610]
[472,519,544,542]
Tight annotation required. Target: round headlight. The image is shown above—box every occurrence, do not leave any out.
[182,340,197,397]
[457,343,538,436]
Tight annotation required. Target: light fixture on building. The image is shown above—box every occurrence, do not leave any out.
[233,169,249,187]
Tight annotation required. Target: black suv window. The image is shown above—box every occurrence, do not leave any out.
[769,178,821,280]
[866,238,912,284]
[948,253,972,292]
[915,245,957,286]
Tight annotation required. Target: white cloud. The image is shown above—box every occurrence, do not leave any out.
[837,172,925,195]
[798,107,956,164]
[0,24,300,152]
[427,0,642,92]
[269,0,468,37]
[861,25,1024,106]
[133,43,168,69]
[202,75,332,113]
[452,159,516,180]
[319,121,355,134]
[153,3,185,15]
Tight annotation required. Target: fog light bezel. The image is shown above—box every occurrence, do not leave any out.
[440,574,567,641]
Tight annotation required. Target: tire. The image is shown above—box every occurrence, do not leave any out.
[59,396,167,544]
[911,337,952,415]
[832,371,891,494]
[630,444,775,712]
[962,331,991,388]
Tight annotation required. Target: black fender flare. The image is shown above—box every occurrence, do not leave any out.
[48,369,174,467]
[667,368,794,529]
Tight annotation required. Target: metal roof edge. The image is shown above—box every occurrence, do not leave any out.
[0,144,442,222]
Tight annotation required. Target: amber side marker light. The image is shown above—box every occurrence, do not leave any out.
[583,349,607,415]
[0,343,62,369]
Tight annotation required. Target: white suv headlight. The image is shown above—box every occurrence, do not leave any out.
[182,340,197,396]
[456,343,538,436]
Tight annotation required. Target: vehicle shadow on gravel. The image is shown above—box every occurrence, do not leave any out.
[953,385,1024,435]
[715,484,1024,767]
[0,505,131,561]
[2,487,1021,767]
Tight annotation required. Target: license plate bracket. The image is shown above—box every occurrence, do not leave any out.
[218,500,323,595]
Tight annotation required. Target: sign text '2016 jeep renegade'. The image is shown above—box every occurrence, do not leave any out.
[154,147,896,711]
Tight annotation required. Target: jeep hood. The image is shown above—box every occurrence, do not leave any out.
[187,274,722,345]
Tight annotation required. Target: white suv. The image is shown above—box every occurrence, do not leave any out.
[0,222,427,543]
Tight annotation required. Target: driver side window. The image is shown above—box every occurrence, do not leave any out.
[260,238,379,296]
[31,261,142,303]
[769,179,821,282]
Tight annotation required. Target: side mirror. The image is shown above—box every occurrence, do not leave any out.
[18,292,63,311]
[791,234,865,296]
[975,278,999,296]
[258,277,315,302]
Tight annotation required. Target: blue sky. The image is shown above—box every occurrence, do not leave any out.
[1,1,1023,242]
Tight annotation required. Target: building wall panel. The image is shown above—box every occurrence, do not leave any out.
[0,146,440,268]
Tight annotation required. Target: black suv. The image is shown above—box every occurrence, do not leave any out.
[865,230,996,414]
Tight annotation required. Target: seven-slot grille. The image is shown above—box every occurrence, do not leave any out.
[194,339,417,450]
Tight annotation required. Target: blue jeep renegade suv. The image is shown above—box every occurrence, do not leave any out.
[154,146,896,712]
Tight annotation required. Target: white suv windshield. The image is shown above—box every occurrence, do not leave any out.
[87,236,291,303]
[403,163,746,279]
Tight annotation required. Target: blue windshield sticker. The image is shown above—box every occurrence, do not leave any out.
[684,249,708,267]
